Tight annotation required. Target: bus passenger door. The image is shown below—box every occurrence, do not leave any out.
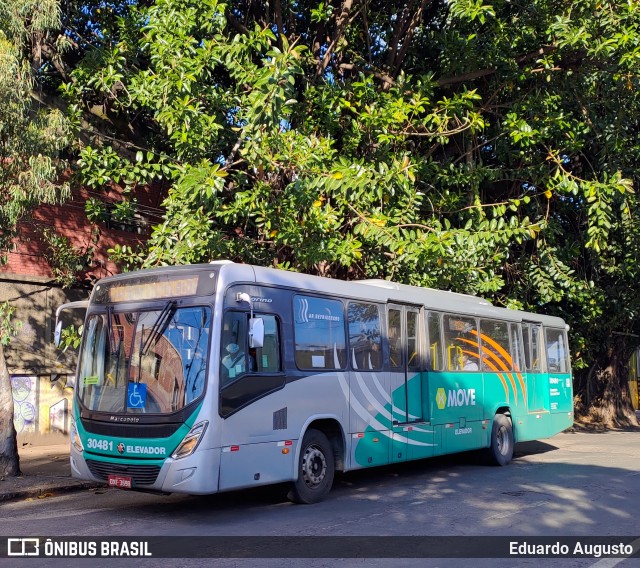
[523,323,546,412]
[388,304,423,463]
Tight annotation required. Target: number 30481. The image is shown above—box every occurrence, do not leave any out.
[87,438,113,451]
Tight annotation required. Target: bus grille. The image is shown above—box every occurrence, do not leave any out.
[86,460,161,486]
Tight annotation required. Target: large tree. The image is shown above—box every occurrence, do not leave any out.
[4,0,640,435]
[0,1,72,476]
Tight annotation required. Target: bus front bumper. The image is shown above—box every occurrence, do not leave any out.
[70,445,222,495]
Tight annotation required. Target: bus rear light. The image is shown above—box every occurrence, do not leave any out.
[171,421,208,460]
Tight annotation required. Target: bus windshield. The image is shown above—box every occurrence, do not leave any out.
[77,305,211,414]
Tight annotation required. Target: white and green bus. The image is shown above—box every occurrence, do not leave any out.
[61,261,573,503]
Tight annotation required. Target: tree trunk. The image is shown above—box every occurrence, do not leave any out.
[574,335,639,429]
[0,343,20,477]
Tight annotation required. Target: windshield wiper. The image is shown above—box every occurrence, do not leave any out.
[141,301,177,356]
[109,312,124,387]
[134,301,177,385]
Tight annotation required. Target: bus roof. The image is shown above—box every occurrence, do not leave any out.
[225,262,566,328]
[93,260,567,328]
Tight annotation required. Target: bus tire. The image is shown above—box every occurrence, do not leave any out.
[488,414,514,466]
[288,429,335,504]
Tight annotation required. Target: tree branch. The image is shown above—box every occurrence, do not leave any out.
[315,0,357,77]
[338,63,394,86]
[225,9,250,36]
[390,0,433,80]
[385,0,417,70]
[272,0,284,50]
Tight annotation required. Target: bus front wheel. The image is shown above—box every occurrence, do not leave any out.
[488,414,514,466]
[288,429,335,504]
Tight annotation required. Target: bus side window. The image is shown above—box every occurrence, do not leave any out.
[531,325,542,372]
[510,323,524,372]
[522,324,532,371]
[478,319,511,372]
[220,312,248,385]
[407,310,420,370]
[545,328,570,373]
[427,312,443,371]
[221,313,281,385]
[294,295,347,370]
[444,315,479,371]
[388,308,403,369]
[348,302,382,370]
[252,315,281,373]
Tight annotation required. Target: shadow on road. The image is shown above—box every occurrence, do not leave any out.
[39,430,635,543]
[513,439,558,457]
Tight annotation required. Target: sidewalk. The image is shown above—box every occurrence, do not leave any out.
[0,443,99,503]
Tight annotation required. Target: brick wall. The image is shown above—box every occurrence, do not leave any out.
[1,184,165,281]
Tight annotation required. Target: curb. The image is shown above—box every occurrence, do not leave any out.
[0,480,101,503]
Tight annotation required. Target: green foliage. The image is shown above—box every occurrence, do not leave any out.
[448,0,496,25]
[0,8,71,260]
[11,0,640,419]
[40,227,95,288]
[76,146,172,191]
[56,323,83,352]
[0,302,21,347]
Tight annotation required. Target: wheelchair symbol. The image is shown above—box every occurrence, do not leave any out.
[127,383,146,409]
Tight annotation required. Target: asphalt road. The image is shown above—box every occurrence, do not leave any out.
[2,429,639,568]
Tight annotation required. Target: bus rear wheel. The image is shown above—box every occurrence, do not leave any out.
[488,414,514,466]
[288,429,335,504]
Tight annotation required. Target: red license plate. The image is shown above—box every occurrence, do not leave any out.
[108,475,132,489]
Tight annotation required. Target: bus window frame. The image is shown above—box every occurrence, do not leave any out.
[219,309,284,388]
[443,313,480,372]
[292,294,348,372]
[346,300,383,372]
[544,327,571,374]
[219,309,286,419]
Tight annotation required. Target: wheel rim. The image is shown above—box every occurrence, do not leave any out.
[301,444,327,488]
[497,425,509,455]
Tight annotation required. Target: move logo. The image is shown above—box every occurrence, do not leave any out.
[436,387,477,409]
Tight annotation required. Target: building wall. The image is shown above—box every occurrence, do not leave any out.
[1,184,162,281]
[12,374,74,443]
[1,183,165,443]
[0,275,86,444]
[0,275,85,375]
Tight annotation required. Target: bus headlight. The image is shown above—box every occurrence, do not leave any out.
[171,421,208,460]
[70,421,84,453]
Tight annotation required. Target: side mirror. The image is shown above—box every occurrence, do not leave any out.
[249,318,264,348]
[54,320,63,347]
[55,300,89,347]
